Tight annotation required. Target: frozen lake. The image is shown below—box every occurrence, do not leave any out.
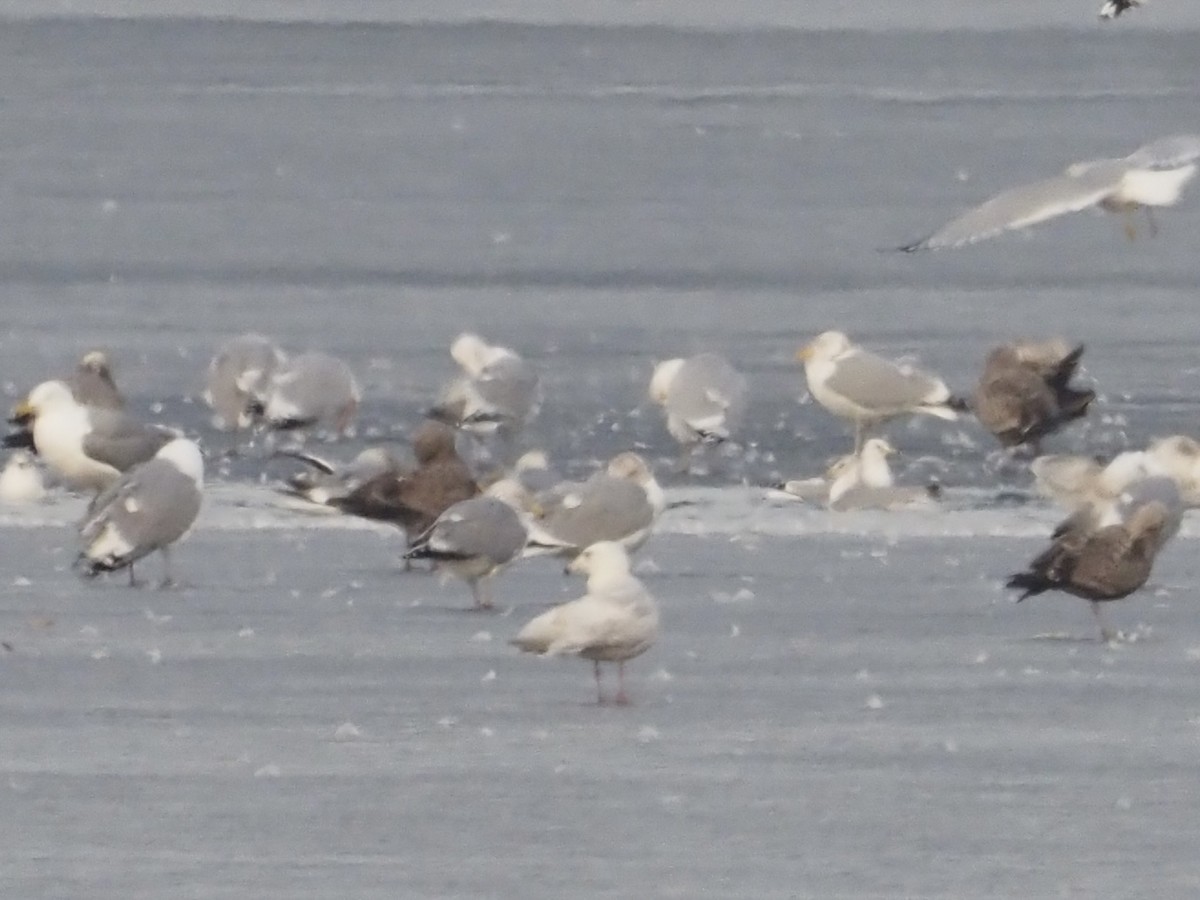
[2,10,1200,897]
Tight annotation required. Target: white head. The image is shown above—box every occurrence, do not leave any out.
[1146,435,1200,485]
[566,540,633,583]
[606,451,653,485]
[79,350,113,375]
[796,331,852,367]
[648,358,685,405]
[450,333,493,375]
[485,477,532,511]
[156,438,205,486]
[857,438,896,489]
[1099,450,1159,495]
[514,449,550,473]
[17,380,78,418]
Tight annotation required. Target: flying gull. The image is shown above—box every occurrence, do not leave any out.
[796,331,964,451]
[76,437,204,587]
[511,541,659,705]
[203,333,287,431]
[403,479,530,609]
[972,339,1094,450]
[6,380,176,493]
[901,134,1200,250]
[648,352,748,471]
[1007,500,1172,642]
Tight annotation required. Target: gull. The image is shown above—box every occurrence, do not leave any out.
[66,350,124,410]
[403,480,530,609]
[203,333,287,431]
[1099,0,1145,19]
[1007,500,1171,642]
[250,351,361,436]
[525,451,664,558]
[648,352,748,471]
[796,331,964,451]
[901,134,1200,250]
[0,451,46,505]
[6,380,176,493]
[825,438,940,511]
[276,446,403,506]
[511,541,659,705]
[973,339,1094,450]
[76,438,204,587]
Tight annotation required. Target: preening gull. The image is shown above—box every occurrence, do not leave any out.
[901,134,1200,250]
[648,352,748,470]
[796,331,964,450]
[277,446,403,507]
[511,541,659,705]
[1007,500,1172,642]
[1099,0,1145,19]
[773,454,857,505]
[76,437,204,586]
[0,451,46,505]
[331,420,478,551]
[972,339,1094,450]
[429,333,542,453]
[404,480,530,609]
[1033,443,1200,514]
[525,451,664,558]
[203,334,286,431]
[250,351,361,435]
[7,380,176,493]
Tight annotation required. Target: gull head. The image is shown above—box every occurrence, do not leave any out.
[796,330,851,366]
[648,358,685,405]
[156,438,205,486]
[412,420,459,464]
[566,540,632,579]
[450,333,493,376]
[606,451,654,486]
[11,380,76,424]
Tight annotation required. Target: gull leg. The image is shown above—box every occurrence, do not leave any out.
[471,578,494,611]
[1145,207,1159,238]
[128,561,138,588]
[1091,601,1117,643]
[594,660,606,705]
[853,422,864,454]
[672,443,694,475]
[614,661,631,706]
[157,547,176,589]
[1123,209,1137,242]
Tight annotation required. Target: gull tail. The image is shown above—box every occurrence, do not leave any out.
[1005,571,1048,602]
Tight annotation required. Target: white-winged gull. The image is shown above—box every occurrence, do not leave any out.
[648,352,748,471]
[76,437,204,586]
[250,351,361,436]
[901,134,1200,250]
[511,541,659,705]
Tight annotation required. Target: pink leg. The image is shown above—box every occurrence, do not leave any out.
[614,661,631,706]
[335,399,359,437]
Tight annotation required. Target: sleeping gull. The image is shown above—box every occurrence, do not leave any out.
[1099,0,1145,18]
[901,134,1200,250]
[1007,500,1172,642]
[796,331,964,451]
[250,351,361,436]
[972,339,1094,450]
[648,352,748,471]
[511,541,659,705]
[6,380,176,493]
[0,451,46,505]
[429,333,542,457]
[203,333,287,431]
[331,420,478,554]
[403,479,530,609]
[525,451,664,558]
[75,437,204,587]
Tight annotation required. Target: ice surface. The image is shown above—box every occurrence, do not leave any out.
[3,15,1200,899]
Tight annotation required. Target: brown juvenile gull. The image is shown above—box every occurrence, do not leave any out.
[973,339,1094,451]
[331,420,478,554]
[6,380,176,493]
[524,451,664,558]
[203,333,287,431]
[796,331,965,451]
[1006,500,1172,642]
[75,438,204,587]
[648,352,748,471]
[250,351,361,436]
[403,479,530,609]
[901,134,1200,250]
[511,541,659,705]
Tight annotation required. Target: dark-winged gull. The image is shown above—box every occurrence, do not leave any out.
[1007,500,1171,642]
[511,541,659,705]
[7,380,176,493]
[331,420,478,551]
[403,480,530,609]
[203,333,287,431]
[525,451,664,558]
[0,451,46,505]
[1099,0,1145,18]
[973,340,1094,450]
[276,446,403,507]
[796,331,964,451]
[649,352,748,471]
[901,135,1200,250]
[250,351,361,436]
[428,333,542,456]
[76,437,204,586]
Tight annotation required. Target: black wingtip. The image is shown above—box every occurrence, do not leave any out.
[947,395,972,413]
[3,430,36,450]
